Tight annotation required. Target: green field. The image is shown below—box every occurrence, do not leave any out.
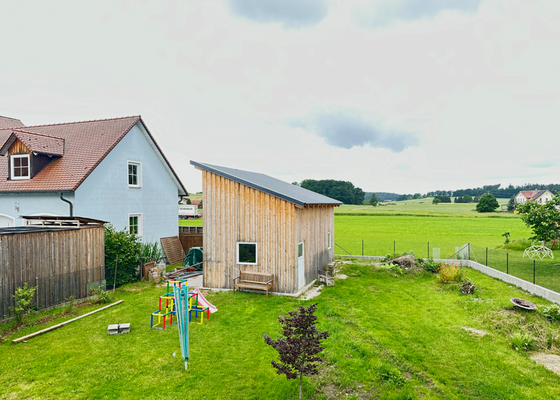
[3,264,560,399]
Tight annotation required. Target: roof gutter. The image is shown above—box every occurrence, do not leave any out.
[60,192,73,217]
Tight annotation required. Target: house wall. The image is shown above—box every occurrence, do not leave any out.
[294,205,335,287]
[0,192,73,225]
[202,170,299,293]
[74,123,180,243]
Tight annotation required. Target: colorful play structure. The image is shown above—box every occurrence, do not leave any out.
[150,279,218,370]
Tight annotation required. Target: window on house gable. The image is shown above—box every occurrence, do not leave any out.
[11,154,30,180]
[237,242,257,264]
[128,161,142,188]
[128,213,143,237]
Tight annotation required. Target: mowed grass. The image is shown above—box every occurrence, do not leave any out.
[334,213,531,257]
[336,198,514,218]
[335,200,560,293]
[3,263,560,399]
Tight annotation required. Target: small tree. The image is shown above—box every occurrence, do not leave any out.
[432,198,441,205]
[507,195,516,212]
[476,194,499,213]
[10,282,37,323]
[264,304,329,400]
[517,194,560,248]
[369,193,378,206]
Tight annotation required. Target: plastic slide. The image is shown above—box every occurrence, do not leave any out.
[190,288,218,313]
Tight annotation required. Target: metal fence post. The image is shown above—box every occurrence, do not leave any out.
[486,247,488,266]
[427,242,430,258]
[533,260,536,284]
[507,253,509,274]
[362,240,364,256]
[393,241,395,254]
[468,243,470,260]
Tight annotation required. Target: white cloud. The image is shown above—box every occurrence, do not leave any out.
[1,0,560,194]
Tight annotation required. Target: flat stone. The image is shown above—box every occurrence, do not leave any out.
[335,274,348,280]
[531,353,560,376]
[462,327,488,337]
[300,285,324,300]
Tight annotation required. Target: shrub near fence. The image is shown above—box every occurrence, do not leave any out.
[335,239,560,294]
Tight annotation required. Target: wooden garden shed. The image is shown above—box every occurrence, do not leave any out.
[0,216,105,317]
[191,161,342,295]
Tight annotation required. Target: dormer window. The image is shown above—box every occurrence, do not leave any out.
[11,154,30,180]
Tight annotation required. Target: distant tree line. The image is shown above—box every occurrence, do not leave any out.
[428,183,560,199]
[364,192,423,202]
[300,179,365,205]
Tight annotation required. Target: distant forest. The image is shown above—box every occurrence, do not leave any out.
[299,179,365,205]
[365,183,560,202]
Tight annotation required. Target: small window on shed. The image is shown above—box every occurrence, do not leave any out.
[327,231,331,249]
[237,242,257,265]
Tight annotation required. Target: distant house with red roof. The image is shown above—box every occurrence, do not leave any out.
[515,189,554,205]
[0,115,187,242]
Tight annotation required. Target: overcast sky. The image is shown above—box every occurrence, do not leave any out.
[1,0,559,194]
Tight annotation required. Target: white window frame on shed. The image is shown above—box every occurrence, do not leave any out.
[327,231,331,250]
[128,213,143,237]
[237,242,258,265]
[127,161,142,188]
[11,154,30,180]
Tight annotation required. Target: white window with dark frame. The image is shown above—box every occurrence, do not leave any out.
[237,242,257,265]
[128,213,143,237]
[127,161,142,188]
[327,231,331,250]
[11,154,30,180]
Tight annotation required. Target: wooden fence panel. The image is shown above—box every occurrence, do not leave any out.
[0,226,105,317]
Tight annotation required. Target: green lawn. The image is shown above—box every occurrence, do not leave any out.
[336,198,513,218]
[3,263,560,399]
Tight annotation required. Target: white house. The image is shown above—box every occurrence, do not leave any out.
[515,190,554,205]
[0,115,187,243]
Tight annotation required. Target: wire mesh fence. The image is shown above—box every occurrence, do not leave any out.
[335,239,560,293]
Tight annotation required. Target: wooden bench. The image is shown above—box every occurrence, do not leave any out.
[233,271,274,298]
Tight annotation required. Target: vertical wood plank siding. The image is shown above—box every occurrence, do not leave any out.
[0,226,105,317]
[202,171,335,294]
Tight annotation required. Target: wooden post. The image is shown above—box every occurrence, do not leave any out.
[12,300,124,343]
[113,255,118,294]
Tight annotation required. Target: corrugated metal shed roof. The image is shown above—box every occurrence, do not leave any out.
[191,161,342,207]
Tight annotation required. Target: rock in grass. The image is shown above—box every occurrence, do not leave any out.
[461,281,476,295]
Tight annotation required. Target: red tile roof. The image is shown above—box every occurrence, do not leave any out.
[519,190,547,201]
[0,116,24,129]
[0,116,187,195]
[0,129,65,156]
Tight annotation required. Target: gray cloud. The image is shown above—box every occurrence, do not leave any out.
[290,110,418,152]
[228,0,328,29]
[357,0,483,28]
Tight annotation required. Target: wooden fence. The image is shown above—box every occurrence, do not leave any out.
[179,226,203,252]
[0,225,105,317]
